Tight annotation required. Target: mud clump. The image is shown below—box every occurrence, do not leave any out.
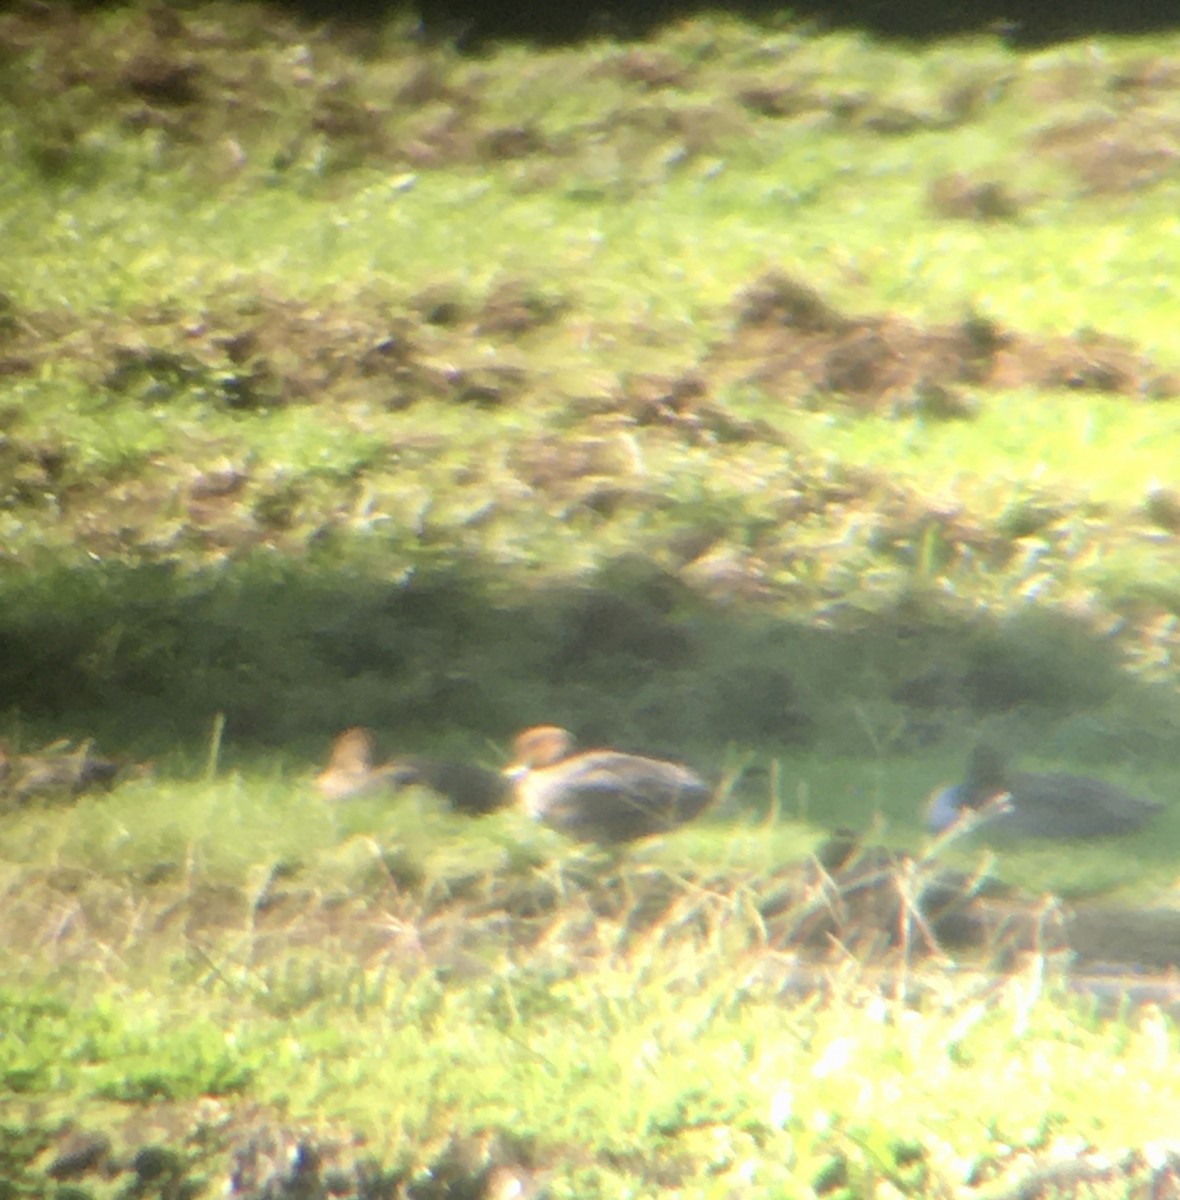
[0,3,574,184]
[716,270,1180,413]
[1035,111,1180,194]
[571,372,783,446]
[474,278,570,337]
[737,273,849,334]
[6,278,568,419]
[927,172,1024,221]
[606,48,691,91]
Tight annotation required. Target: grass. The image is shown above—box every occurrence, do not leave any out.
[3,848,1180,1197]
[5,2,1180,1195]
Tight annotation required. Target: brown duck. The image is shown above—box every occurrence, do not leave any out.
[503,725,712,844]
[316,727,510,816]
[0,739,128,806]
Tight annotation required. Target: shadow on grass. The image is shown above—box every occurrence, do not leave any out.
[0,548,1165,772]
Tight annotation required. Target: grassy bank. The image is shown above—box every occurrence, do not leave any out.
[4,3,1180,1195]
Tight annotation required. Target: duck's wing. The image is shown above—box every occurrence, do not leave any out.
[529,752,712,842]
[433,762,513,815]
[579,753,712,815]
[74,750,121,792]
[385,758,512,815]
[1010,772,1161,836]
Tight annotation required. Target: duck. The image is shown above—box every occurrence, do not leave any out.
[503,725,712,844]
[316,728,381,801]
[316,727,511,815]
[386,758,512,816]
[0,738,130,806]
[927,743,1162,839]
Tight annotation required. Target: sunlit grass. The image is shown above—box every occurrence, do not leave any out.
[12,159,1180,354]
[2,880,1179,1196]
[810,389,1180,504]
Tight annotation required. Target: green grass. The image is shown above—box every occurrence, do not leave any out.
[2,872,1179,1197]
[6,2,1180,1194]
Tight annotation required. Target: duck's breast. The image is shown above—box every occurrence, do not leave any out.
[926,785,966,833]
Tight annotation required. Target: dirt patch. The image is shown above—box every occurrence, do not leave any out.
[0,4,575,184]
[735,67,1011,134]
[592,98,756,161]
[0,429,74,516]
[100,297,494,413]
[601,48,692,91]
[736,82,829,120]
[1109,56,1180,96]
[711,270,1180,413]
[571,371,784,445]
[5,272,1176,479]
[1034,111,1180,194]
[1011,54,1180,195]
[509,433,635,495]
[927,171,1025,221]
[2,278,567,419]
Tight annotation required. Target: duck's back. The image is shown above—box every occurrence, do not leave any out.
[387,758,512,815]
[521,750,711,843]
[1005,771,1162,838]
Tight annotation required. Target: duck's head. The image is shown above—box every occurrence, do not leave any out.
[963,743,1011,794]
[316,727,376,799]
[503,726,576,780]
[926,742,1014,831]
[326,727,375,772]
[945,742,1016,818]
